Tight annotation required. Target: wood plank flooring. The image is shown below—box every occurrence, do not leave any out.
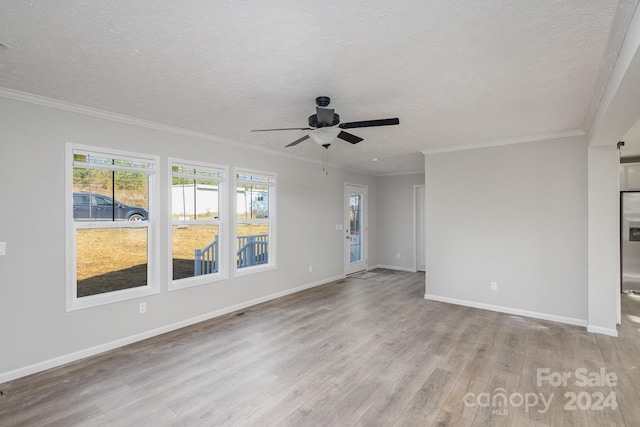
[1,270,640,426]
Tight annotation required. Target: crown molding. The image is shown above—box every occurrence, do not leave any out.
[0,87,292,154]
[0,87,380,175]
[0,88,421,177]
[376,169,425,177]
[420,129,585,156]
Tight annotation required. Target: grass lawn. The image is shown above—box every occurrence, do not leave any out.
[76,223,268,297]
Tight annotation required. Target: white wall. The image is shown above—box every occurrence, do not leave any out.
[424,136,588,324]
[0,95,380,380]
[376,173,425,271]
[587,146,620,335]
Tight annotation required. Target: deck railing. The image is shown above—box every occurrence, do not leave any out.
[194,235,218,275]
[194,234,268,275]
[236,234,268,268]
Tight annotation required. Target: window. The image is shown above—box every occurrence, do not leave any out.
[66,144,159,311]
[235,169,276,274]
[170,160,227,289]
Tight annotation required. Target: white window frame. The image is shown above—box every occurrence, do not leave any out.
[65,143,160,311]
[168,158,228,291]
[234,168,277,276]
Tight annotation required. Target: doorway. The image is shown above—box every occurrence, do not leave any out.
[345,184,368,275]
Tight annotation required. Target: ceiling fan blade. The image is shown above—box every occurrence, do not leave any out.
[316,106,335,126]
[285,134,310,147]
[252,127,312,132]
[337,131,363,144]
[339,118,400,129]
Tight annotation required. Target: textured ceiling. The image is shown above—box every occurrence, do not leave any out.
[0,0,637,175]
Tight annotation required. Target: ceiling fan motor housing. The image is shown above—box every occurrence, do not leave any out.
[308,113,340,128]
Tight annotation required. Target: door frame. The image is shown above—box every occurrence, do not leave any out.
[619,190,640,323]
[344,183,368,275]
[414,184,426,272]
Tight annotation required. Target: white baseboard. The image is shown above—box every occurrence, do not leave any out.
[424,293,588,328]
[0,275,344,384]
[376,264,418,273]
[587,324,618,337]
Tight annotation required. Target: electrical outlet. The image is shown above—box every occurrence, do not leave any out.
[308,265,313,272]
[139,302,146,314]
[396,252,401,259]
[0,242,5,256]
[491,282,498,291]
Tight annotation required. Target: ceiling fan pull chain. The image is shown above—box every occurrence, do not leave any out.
[326,148,329,175]
[323,146,327,175]
[322,143,330,175]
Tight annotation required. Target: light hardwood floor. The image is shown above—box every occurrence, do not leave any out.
[1,270,639,426]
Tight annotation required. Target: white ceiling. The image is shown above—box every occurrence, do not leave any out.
[1,1,637,175]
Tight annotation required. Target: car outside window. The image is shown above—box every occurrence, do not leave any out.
[66,144,159,311]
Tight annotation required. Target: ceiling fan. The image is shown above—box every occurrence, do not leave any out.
[251,96,400,148]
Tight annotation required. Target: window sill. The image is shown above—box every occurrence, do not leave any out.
[66,284,160,312]
[169,273,228,291]
[234,263,276,277]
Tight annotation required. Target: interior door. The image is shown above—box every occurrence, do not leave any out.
[345,184,367,275]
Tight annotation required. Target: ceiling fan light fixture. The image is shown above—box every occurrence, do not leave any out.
[309,126,340,145]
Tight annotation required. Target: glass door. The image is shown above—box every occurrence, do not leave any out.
[345,184,367,275]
